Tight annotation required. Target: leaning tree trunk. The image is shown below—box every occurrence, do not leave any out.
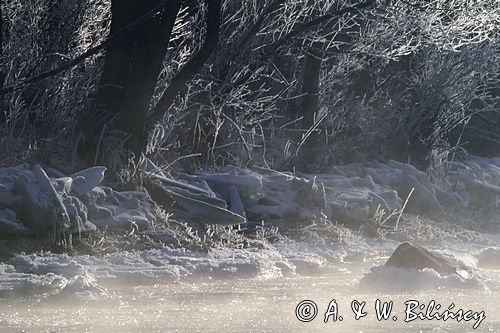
[149,0,222,123]
[82,0,183,163]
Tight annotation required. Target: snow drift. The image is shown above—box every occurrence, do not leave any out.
[146,155,500,228]
[0,156,498,239]
[0,164,155,242]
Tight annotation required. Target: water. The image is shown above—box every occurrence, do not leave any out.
[0,238,498,333]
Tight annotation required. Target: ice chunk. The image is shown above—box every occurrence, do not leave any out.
[477,247,500,268]
[163,186,245,225]
[0,210,30,234]
[70,166,106,196]
[13,165,71,236]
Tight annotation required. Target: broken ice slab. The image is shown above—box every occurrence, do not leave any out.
[227,185,246,218]
[70,166,106,196]
[146,180,245,226]
[0,209,30,234]
[13,165,71,235]
[0,164,156,240]
[165,187,245,225]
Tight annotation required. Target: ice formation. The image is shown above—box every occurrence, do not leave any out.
[0,164,155,241]
[359,265,483,292]
[0,241,330,299]
[145,155,500,228]
[0,155,499,238]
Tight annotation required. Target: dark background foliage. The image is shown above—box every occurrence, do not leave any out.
[0,0,498,175]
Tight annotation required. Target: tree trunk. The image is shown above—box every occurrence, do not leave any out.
[296,43,324,171]
[149,0,222,123]
[0,1,5,124]
[301,46,323,129]
[84,0,183,163]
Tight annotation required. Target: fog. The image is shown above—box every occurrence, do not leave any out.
[1,245,499,333]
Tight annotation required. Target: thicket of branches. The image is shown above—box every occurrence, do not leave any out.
[0,0,498,174]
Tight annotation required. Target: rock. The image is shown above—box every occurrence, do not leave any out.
[385,242,458,275]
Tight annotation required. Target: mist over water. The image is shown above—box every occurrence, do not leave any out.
[1,230,499,333]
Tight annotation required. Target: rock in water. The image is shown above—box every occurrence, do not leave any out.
[385,242,458,275]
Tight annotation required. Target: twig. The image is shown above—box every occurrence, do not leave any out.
[279,112,328,169]
[395,187,414,231]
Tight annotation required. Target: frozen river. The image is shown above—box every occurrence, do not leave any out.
[0,234,499,333]
[1,153,500,331]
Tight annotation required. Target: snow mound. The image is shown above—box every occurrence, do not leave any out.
[55,274,108,301]
[147,155,500,227]
[0,264,66,298]
[0,242,329,299]
[0,164,155,241]
[477,247,500,268]
[359,265,484,292]
[1,255,108,300]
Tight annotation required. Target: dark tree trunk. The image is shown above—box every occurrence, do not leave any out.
[0,0,4,86]
[0,1,5,123]
[84,0,183,162]
[149,0,222,123]
[296,43,324,171]
[301,46,323,129]
[147,0,222,167]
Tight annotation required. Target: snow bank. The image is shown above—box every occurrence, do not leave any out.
[0,264,66,298]
[477,247,500,268]
[359,265,484,291]
[0,242,328,299]
[0,155,498,238]
[446,156,500,209]
[146,155,500,227]
[0,164,155,240]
